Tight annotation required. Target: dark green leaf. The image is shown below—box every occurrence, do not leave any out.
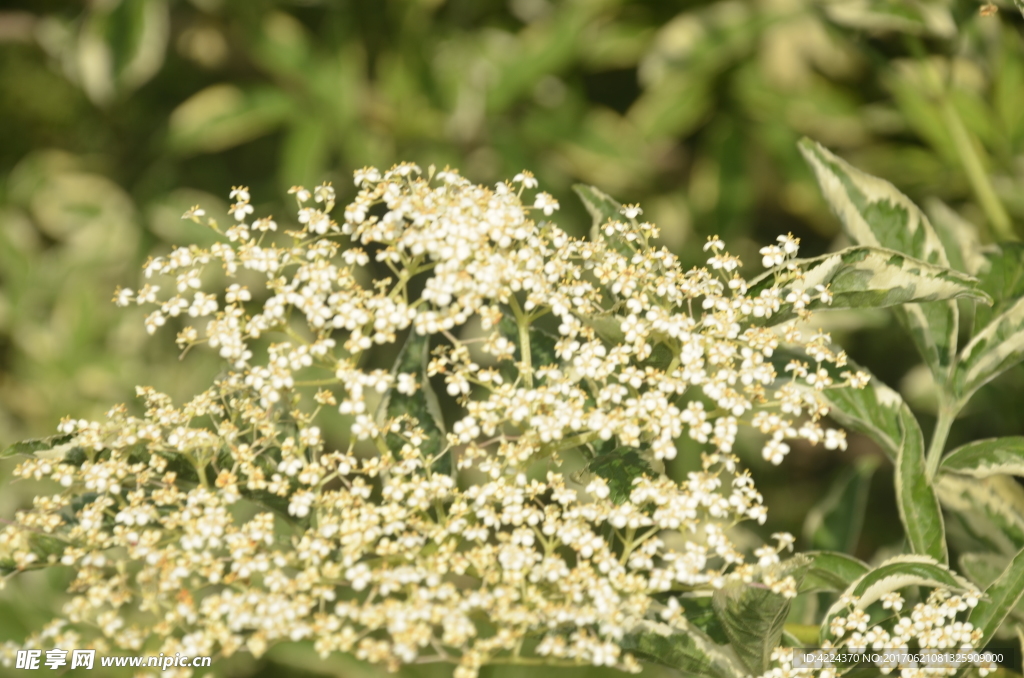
[622,619,748,678]
[587,447,654,504]
[376,330,448,475]
[2,434,74,459]
[712,557,809,674]
[799,551,871,594]
[803,457,879,553]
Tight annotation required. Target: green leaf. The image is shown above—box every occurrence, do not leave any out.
[280,116,331,191]
[800,551,871,594]
[572,184,638,257]
[895,401,948,565]
[936,474,1024,557]
[621,619,747,678]
[2,433,74,459]
[585,447,654,504]
[968,545,1024,650]
[821,555,975,643]
[747,246,988,327]
[375,330,448,475]
[973,243,1024,332]
[798,137,976,378]
[810,361,947,564]
[924,198,986,276]
[952,296,1024,403]
[940,437,1024,478]
[822,0,956,38]
[959,553,1024,624]
[168,84,293,155]
[814,365,903,461]
[712,557,809,675]
[803,458,879,553]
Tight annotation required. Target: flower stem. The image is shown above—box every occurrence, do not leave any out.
[509,294,533,388]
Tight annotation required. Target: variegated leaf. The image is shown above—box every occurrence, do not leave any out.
[622,618,749,678]
[895,401,948,565]
[972,243,1024,333]
[798,137,970,378]
[924,198,986,276]
[940,437,1024,478]
[821,555,975,644]
[800,551,871,594]
[951,296,1024,404]
[967,545,1024,652]
[814,366,902,461]
[813,362,947,563]
[747,246,988,326]
[959,552,1024,625]
[936,474,1024,558]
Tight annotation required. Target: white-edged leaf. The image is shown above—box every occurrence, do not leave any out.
[812,361,946,564]
[748,246,988,327]
[952,296,1024,403]
[940,437,1024,478]
[936,474,1024,558]
[821,555,975,643]
[800,551,871,594]
[967,545,1024,650]
[815,366,903,461]
[894,401,948,565]
[798,137,980,378]
[622,619,748,678]
[973,243,1024,332]
[924,198,986,276]
[959,552,1024,628]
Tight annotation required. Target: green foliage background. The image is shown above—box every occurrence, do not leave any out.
[1,0,1023,676]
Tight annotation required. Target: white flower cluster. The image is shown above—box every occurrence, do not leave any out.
[1,165,869,676]
[761,584,989,678]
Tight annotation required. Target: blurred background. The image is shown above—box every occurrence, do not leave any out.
[1,0,1024,676]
